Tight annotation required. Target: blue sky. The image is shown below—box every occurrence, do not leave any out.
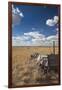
[12,4,59,46]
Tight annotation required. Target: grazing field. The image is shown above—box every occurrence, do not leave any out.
[12,46,59,87]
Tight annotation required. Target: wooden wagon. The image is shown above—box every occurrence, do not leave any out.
[48,54,59,73]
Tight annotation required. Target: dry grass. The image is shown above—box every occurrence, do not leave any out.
[12,46,59,87]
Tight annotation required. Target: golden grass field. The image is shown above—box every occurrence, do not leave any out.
[12,46,59,87]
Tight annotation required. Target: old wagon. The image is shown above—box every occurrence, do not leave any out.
[48,54,59,72]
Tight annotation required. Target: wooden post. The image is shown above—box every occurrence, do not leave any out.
[53,41,55,54]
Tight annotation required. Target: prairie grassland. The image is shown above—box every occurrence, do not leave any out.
[12,46,59,87]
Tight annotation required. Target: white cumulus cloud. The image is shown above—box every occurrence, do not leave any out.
[12,31,58,46]
[12,35,30,46]
[46,35,58,41]
[12,4,24,26]
[24,31,45,40]
[54,16,59,24]
[46,16,59,26]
